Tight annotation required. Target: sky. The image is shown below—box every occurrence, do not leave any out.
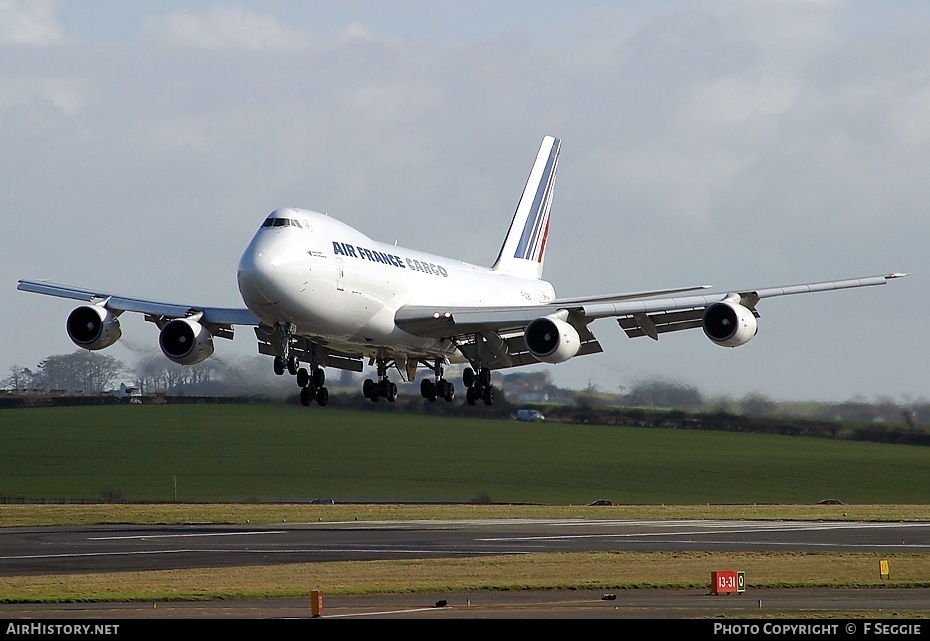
[2,0,927,403]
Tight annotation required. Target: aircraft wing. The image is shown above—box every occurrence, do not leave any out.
[394,283,714,337]
[589,273,908,339]
[17,279,259,338]
[395,273,908,368]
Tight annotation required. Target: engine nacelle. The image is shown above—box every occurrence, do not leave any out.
[702,301,758,347]
[159,317,215,365]
[67,305,121,350]
[524,315,581,364]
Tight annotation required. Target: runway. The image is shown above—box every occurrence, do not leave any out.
[2,518,929,576]
[2,519,929,619]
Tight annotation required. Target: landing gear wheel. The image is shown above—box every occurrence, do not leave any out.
[296,368,310,388]
[421,378,437,402]
[482,386,495,406]
[466,386,478,406]
[379,379,397,402]
[316,387,329,406]
[287,355,300,376]
[273,357,285,376]
[435,378,454,402]
[313,369,325,389]
[300,386,314,407]
[463,367,475,388]
[478,368,492,388]
[363,378,375,399]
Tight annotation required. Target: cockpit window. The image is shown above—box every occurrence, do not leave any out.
[261,217,303,229]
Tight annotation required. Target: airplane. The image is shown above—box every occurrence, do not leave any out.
[18,136,909,407]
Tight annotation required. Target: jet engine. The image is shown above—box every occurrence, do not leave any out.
[66,305,121,350]
[702,301,758,347]
[524,315,581,363]
[158,317,215,365]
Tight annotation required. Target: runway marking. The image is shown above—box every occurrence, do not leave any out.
[0,548,528,562]
[317,607,442,618]
[480,521,930,542]
[89,531,287,541]
[646,540,930,550]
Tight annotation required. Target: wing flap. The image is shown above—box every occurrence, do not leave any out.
[618,310,705,339]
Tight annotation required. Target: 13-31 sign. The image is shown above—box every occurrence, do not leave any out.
[711,570,745,594]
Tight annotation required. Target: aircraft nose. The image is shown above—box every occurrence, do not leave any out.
[237,251,275,302]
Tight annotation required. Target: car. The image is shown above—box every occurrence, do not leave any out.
[588,499,613,506]
[309,498,335,504]
[817,499,844,505]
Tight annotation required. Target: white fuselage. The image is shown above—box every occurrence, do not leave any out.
[236,208,556,361]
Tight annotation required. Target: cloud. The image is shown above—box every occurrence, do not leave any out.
[2,2,927,404]
[0,0,63,44]
[141,5,310,51]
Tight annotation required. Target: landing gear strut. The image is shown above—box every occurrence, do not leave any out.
[463,366,494,406]
[272,324,300,376]
[363,357,397,403]
[420,359,455,403]
[273,324,329,406]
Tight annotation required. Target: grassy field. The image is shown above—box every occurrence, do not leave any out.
[2,404,929,504]
[2,404,929,609]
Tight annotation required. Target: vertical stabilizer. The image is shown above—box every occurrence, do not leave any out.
[492,135,560,280]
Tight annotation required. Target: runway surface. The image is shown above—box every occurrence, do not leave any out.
[2,518,929,619]
[3,518,929,576]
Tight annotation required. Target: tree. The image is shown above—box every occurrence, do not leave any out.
[33,351,127,392]
[2,365,35,390]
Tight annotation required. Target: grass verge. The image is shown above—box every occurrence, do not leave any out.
[3,502,930,527]
[2,551,929,603]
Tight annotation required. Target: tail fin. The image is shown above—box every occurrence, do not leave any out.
[492,135,560,280]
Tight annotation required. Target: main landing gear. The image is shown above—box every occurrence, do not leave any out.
[297,365,329,407]
[420,377,455,402]
[463,366,495,406]
[362,357,397,403]
[420,359,455,403]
